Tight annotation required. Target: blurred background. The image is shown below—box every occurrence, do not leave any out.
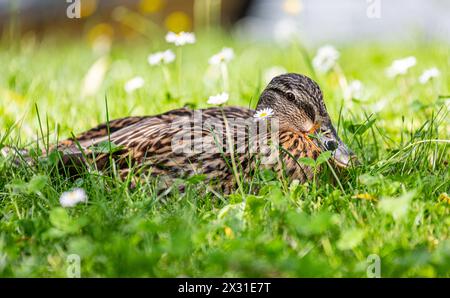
[0,0,449,44]
[0,0,448,139]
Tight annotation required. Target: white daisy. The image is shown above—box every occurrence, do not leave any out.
[254,108,274,121]
[344,80,364,100]
[148,52,163,66]
[419,67,440,84]
[207,92,229,105]
[385,56,416,78]
[312,45,340,74]
[208,48,234,65]
[148,49,175,66]
[124,76,144,93]
[59,188,87,208]
[165,31,196,46]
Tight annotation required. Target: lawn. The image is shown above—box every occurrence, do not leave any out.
[0,30,449,277]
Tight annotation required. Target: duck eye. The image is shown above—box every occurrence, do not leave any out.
[325,140,338,151]
[286,92,295,101]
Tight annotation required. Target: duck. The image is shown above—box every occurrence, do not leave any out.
[3,73,356,193]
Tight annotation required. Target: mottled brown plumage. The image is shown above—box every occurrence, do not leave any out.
[4,73,356,193]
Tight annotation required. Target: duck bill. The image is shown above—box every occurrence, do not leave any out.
[332,141,356,168]
[315,123,358,168]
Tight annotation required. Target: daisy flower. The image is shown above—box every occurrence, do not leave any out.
[165,31,196,46]
[207,92,229,105]
[312,45,340,74]
[344,80,364,100]
[254,108,274,121]
[148,49,175,66]
[59,188,87,208]
[124,76,144,93]
[209,48,234,91]
[385,56,416,78]
[209,48,234,65]
[419,67,440,84]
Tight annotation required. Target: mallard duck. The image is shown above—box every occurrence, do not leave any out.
[4,73,356,193]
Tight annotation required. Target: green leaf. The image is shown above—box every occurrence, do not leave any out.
[6,175,48,194]
[90,140,123,154]
[287,211,335,236]
[316,151,332,165]
[245,195,266,217]
[27,175,48,193]
[259,169,277,181]
[217,203,245,220]
[298,157,316,167]
[186,174,206,184]
[68,237,95,257]
[49,208,79,234]
[269,186,286,208]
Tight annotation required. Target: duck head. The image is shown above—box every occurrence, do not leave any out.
[256,73,357,168]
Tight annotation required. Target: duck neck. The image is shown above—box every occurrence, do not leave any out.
[276,130,323,181]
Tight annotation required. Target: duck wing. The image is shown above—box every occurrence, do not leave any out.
[55,107,256,185]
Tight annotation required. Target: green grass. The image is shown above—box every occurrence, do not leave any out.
[0,31,449,277]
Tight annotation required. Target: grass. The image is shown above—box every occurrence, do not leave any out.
[0,30,449,277]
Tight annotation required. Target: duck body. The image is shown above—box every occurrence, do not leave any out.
[56,106,321,192]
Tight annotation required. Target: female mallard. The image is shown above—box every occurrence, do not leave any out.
[5,73,356,193]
